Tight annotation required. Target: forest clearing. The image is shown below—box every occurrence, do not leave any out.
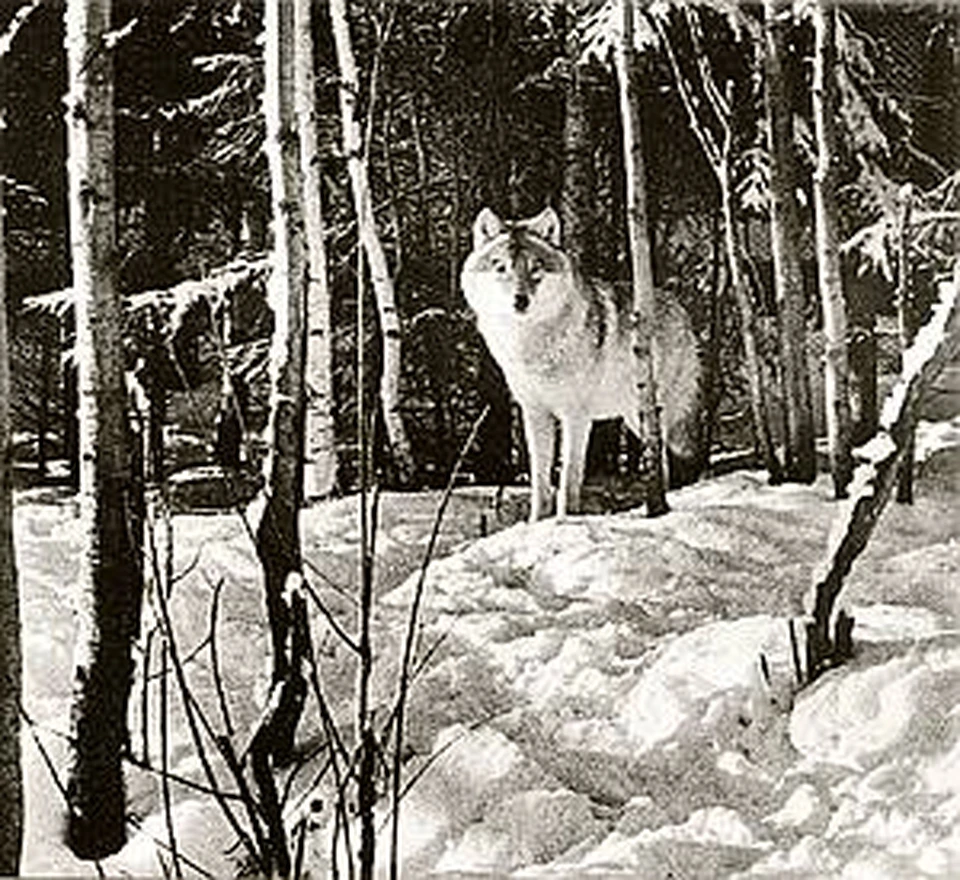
[1,0,958,877]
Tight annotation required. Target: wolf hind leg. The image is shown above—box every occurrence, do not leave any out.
[558,415,591,520]
[521,402,556,522]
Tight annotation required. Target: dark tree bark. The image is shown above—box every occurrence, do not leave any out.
[64,0,145,858]
[845,266,879,445]
[473,0,516,487]
[764,0,816,483]
[0,142,24,880]
[256,0,308,782]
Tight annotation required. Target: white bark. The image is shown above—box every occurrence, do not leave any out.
[295,0,336,500]
[812,0,853,497]
[329,0,414,483]
[616,0,668,514]
[65,0,143,858]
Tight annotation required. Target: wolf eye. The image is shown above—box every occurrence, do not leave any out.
[493,260,508,274]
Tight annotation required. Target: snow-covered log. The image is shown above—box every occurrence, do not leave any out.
[806,266,960,680]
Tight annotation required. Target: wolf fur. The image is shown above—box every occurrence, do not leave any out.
[461,206,703,521]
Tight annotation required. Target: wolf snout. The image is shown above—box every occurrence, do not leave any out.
[514,292,530,312]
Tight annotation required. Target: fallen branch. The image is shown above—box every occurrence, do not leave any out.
[805,267,960,681]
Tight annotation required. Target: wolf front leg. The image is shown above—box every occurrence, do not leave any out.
[521,403,556,522]
[558,415,591,520]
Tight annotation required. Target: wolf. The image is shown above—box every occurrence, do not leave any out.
[461,206,703,521]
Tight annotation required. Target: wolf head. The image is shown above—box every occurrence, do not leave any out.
[461,207,573,323]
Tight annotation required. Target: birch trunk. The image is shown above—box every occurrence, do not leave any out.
[617,0,668,516]
[295,0,336,501]
[256,0,307,782]
[329,0,415,485]
[812,0,853,497]
[764,0,816,483]
[64,0,145,858]
[0,150,24,879]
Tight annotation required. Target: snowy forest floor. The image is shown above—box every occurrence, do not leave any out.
[17,404,960,877]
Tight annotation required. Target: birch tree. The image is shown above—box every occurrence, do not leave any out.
[616,0,668,515]
[255,0,308,782]
[812,0,853,497]
[296,0,336,501]
[763,0,816,483]
[330,0,415,485]
[806,269,960,679]
[64,0,145,858]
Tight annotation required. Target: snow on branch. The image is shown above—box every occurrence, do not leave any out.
[22,255,269,335]
[805,266,960,681]
[0,0,43,62]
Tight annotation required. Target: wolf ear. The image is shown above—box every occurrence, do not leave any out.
[525,207,562,246]
[473,208,505,249]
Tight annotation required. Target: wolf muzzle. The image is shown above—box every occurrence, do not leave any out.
[514,292,530,312]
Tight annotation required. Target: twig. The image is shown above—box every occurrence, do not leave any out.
[159,642,183,879]
[20,703,71,807]
[300,575,361,654]
[388,405,489,879]
[140,625,155,762]
[788,618,803,685]
[208,576,234,737]
[217,735,270,861]
[303,624,354,873]
[124,754,247,802]
[125,815,218,880]
[149,534,265,872]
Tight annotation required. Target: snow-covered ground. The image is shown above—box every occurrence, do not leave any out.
[17,415,960,878]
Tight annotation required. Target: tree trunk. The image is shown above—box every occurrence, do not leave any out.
[0,150,24,880]
[895,186,915,503]
[807,269,960,680]
[37,317,53,478]
[256,0,308,781]
[812,0,853,497]
[330,0,415,486]
[763,0,816,483]
[722,176,783,482]
[65,359,79,490]
[296,0,337,501]
[64,0,145,858]
[616,0,668,516]
[846,265,878,445]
